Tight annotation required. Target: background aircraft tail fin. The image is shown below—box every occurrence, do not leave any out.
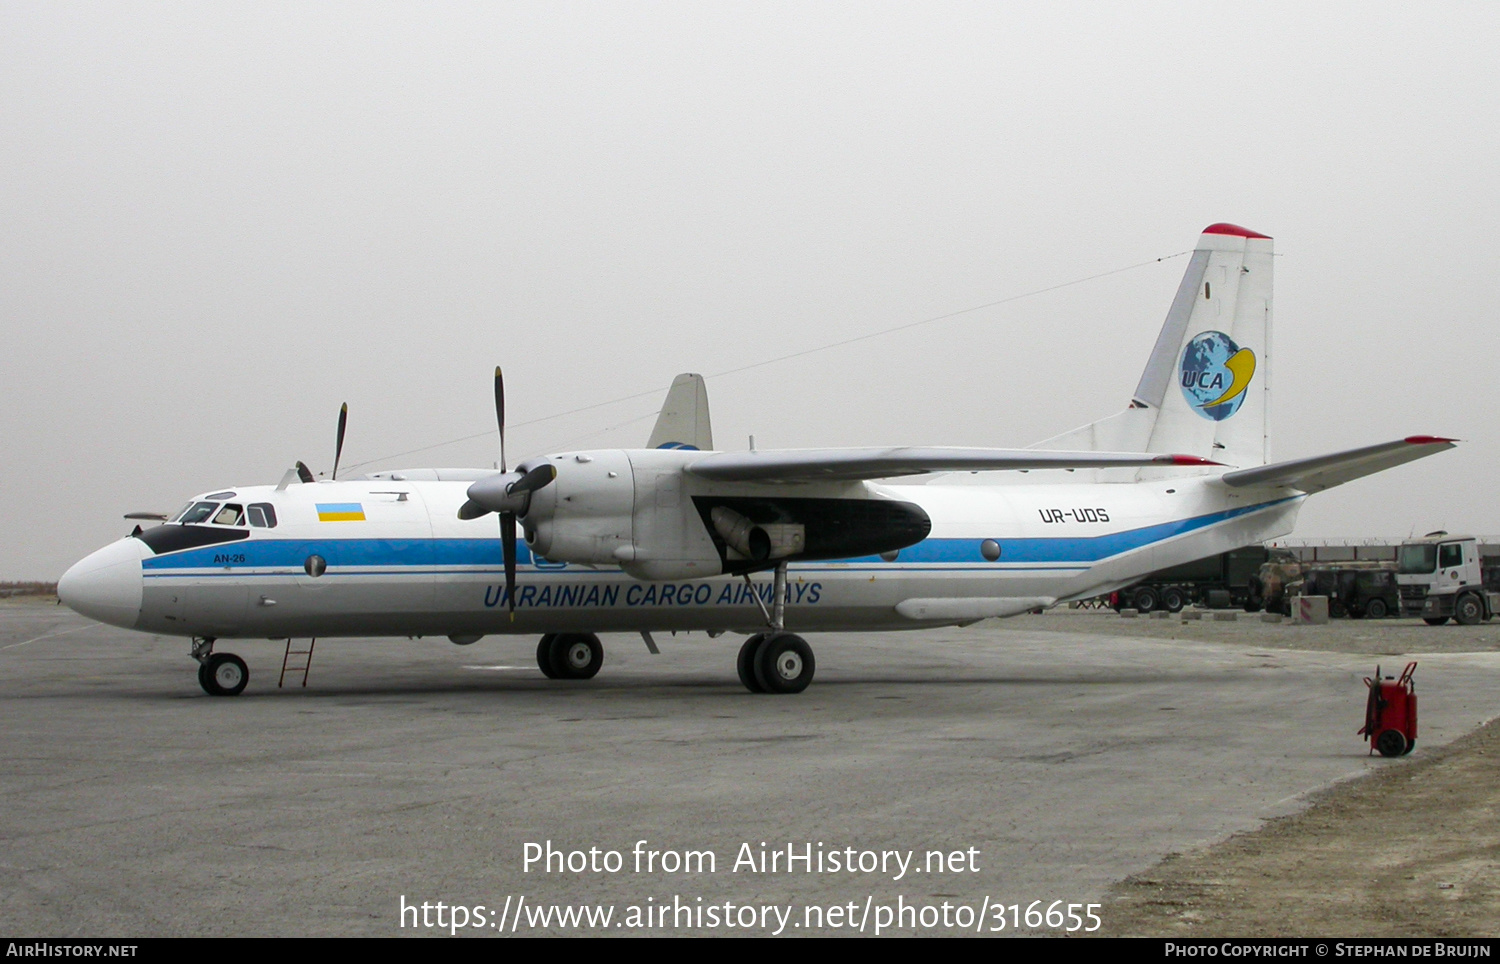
[1034,224,1274,469]
[647,373,713,450]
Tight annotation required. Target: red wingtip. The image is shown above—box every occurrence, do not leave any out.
[1202,223,1272,239]
[1160,455,1225,466]
[1404,435,1458,445]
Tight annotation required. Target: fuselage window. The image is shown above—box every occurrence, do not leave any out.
[247,503,278,529]
[178,502,219,525]
[212,504,245,526]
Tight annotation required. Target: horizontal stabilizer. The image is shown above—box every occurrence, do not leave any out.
[896,597,1057,621]
[686,448,1219,483]
[1219,436,1456,493]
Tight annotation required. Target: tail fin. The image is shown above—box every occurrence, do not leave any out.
[647,373,713,450]
[1035,224,1274,468]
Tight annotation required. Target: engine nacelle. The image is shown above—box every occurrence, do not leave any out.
[520,448,931,581]
[522,450,635,565]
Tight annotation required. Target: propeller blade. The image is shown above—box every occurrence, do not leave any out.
[296,461,315,484]
[124,512,169,521]
[500,511,518,618]
[494,367,506,474]
[509,462,557,496]
[332,403,348,481]
[457,500,491,521]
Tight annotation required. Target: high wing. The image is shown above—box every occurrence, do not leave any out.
[1219,436,1456,493]
[684,447,1219,483]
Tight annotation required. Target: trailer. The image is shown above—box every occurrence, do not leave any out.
[1110,546,1297,613]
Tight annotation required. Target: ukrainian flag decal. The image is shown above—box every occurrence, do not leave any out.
[316,502,366,522]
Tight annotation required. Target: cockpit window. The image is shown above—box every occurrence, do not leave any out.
[178,502,219,525]
[212,504,245,526]
[247,503,278,528]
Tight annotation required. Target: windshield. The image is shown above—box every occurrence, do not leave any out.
[177,502,220,525]
[1398,545,1438,574]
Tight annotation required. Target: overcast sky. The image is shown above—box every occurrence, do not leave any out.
[3,3,1497,579]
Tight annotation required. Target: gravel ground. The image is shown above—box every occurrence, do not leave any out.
[1030,607,1500,937]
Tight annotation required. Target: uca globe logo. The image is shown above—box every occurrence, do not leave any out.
[1179,331,1256,421]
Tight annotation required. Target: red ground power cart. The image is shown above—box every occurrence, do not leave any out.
[1360,662,1417,757]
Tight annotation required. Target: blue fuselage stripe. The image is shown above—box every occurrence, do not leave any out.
[139,497,1294,572]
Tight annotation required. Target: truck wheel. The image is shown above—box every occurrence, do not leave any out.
[1161,588,1186,613]
[1366,598,1389,619]
[1424,616,1449,626]
[1454,594,1484,626]
[1133,587,1158,613]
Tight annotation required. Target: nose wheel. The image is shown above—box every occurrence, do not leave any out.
[198,653,249,696]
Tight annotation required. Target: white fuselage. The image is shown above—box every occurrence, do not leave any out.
[61,455,1304,641]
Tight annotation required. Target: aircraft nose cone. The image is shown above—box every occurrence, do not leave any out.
[58,537,146,629]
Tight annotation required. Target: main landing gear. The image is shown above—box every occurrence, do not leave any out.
[192,637,248,696]
[736,561,816,695]
[535,633,604,680]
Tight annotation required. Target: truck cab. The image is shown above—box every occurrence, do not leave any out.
[1397,533,1498,625]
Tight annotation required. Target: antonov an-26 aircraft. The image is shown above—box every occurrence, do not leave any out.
[59,224,1453,696]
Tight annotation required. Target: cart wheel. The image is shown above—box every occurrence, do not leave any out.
[1402,738,1416,755]
[1375,729,1407,758]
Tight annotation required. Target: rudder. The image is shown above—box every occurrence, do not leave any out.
[1035,223,1274,468]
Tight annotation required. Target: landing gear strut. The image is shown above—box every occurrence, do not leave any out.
[737,562,816,695]
[192,637,249,696]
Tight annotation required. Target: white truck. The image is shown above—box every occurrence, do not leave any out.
[1396,532,1500,625]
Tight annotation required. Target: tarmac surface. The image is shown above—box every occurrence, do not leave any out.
[4,598,1499,937]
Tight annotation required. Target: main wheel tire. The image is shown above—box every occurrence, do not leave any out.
[752,633,815,695]
[200,653,248,696]
[1375,729,1407,758]
[1133,587,1159,613]
[1424,616,1450,626]
[1454,593,1484,626]
[1366,598,1389,619]
[548,633,603,680]
[737,634,767,693]
[536,635,559,679]
[1162,588,1186,613]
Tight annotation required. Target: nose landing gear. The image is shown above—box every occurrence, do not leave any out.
[191,637,249,696]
